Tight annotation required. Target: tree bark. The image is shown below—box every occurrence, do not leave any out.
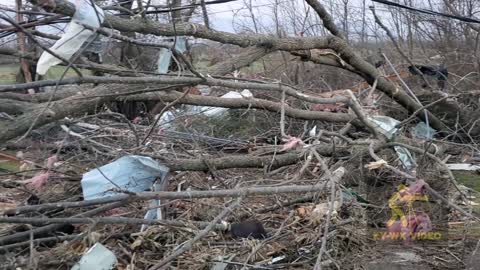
[0,99,34,115]
[0,85,353,143]
[19,0,457,136]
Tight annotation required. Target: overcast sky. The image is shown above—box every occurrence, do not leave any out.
[1,0,383,33]
[0,0,459,43]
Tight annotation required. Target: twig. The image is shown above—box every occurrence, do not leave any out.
[0,234,84,252]
[370,6,434,90]
[305,0,345,39]
[466,239,480,268]
[368,142,414,180]
[0,201,124,246]
[289,150,314,183]
[373,142,480,221]
[148,198,242,270]
[81,112,141,147]
[60,125,118,152]
[311,151,341,270]
[395,95,450,128]
[0,14,82,77]
[0,216,229,229]
[280,86,287,138]
[3,182,330,216]
[141,87,192,144]
[381,53,435,136]
[346,90,380,138]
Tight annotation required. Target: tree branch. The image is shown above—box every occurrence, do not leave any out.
[29,0,331,51]
[148,198,241,270]
[0,99,35,114]
[4,181,331,216]
[305,0,345,39]
[125,91,354,122]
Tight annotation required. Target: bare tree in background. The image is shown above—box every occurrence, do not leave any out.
[1,0,480,268]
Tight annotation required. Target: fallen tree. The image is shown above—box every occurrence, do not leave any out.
[0,0,457,142]
[1,1,479,268]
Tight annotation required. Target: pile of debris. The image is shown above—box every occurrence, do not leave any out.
[0,88,479,269]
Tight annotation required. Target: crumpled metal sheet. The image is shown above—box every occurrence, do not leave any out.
[81,155,169,200]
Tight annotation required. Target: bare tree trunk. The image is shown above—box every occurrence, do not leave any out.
[119,0,138,69]
[200,0,210,28]
[171,0,182,24]
[15,0,32,84]
[406,0,414,58]
[342,0,349,42]
[361,0,366,45]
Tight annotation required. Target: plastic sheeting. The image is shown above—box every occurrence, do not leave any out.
[446,163,480,171]
[157,48,173,74]
[393,145,416,171]
[369,115,400,139]
[71,243,117,270]
[369,116,416,171]
[411,122,436,140]
[155,89,254,130]
[157,37,187,74]
[81,155,169,200]
[202,89,253,117]
[36,0,104,75]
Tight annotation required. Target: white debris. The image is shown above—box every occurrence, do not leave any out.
[309,126,317,137]
[36,0,104,75]
[446,163,480,171]
[81,155,169,200]
[202,89,253,117]
[71,243,117,270]
[311,201,340,223]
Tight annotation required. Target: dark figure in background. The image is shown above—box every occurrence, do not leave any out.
[408,64,448,90]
